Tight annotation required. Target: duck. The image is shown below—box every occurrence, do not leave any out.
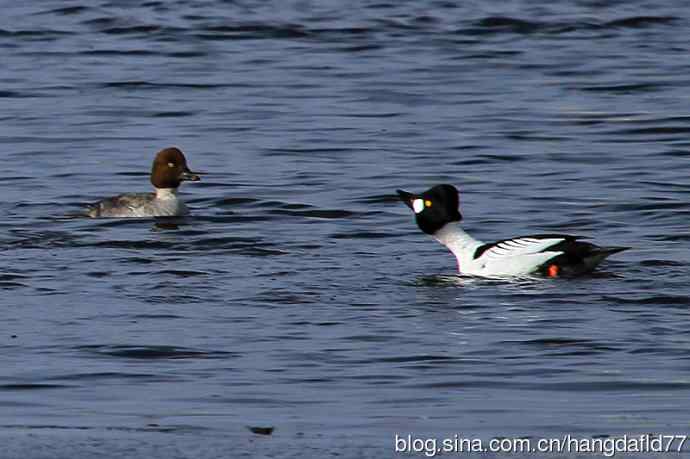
[397,184,628,277]
[87,147,201,218]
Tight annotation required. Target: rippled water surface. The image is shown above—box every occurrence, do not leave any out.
[2,0,690,457]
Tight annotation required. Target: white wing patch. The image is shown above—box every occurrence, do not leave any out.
[482,237,565,260]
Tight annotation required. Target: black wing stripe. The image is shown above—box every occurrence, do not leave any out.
[473,234,580,259]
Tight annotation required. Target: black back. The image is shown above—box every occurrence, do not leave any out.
[473,233,626,276]
[473,234,586,259]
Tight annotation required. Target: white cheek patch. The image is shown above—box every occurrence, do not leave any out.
[412,199,425,214]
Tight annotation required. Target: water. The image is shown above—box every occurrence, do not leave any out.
[1,0,690,457]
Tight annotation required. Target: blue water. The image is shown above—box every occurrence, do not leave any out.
[1,1,690,457]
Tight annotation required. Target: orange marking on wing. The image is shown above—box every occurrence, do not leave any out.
[547,264,559,278]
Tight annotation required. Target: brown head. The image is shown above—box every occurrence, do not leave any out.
[150,147,201,189]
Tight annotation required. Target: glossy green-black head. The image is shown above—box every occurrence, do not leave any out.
[397,184,462,235]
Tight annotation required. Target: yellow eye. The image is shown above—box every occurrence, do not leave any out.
[424,200,432,208]
[168,162,175,168]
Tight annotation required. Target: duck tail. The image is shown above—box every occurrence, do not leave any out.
[583,246,629,269]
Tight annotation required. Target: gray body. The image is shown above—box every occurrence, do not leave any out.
[87,189,189,218]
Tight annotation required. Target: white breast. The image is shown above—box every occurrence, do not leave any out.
[131,197,188,217]
[433,224,566,277]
